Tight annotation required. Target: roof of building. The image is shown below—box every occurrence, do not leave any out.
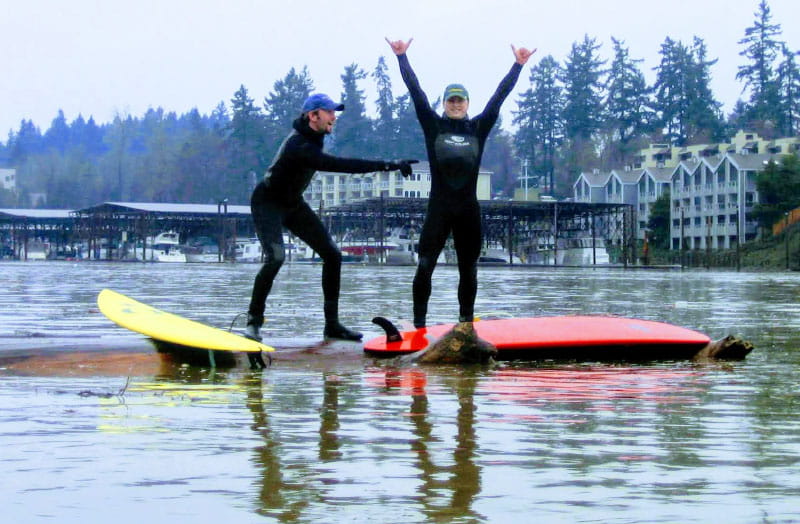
[73,201,252,217]
[609,169,641,184]
[0,208,73,219]
[676,158,701,173]
[700,155,725,170]
[726,153,780,170]
[640,166,673,183]
[574,171,610,187]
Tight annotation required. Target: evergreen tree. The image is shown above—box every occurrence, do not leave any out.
[483,122,516,196]
[561,35,605,141]
[394,93,426,160]
[44,109,69,154]
[175,108,228,203]
[646,190,671,249]
[134,108,179,201]
[43,110,70,154]
[209,101,230,133]
[602,37,652,166]
[228,85,265,202]
[513,55,564,195]
[752,155,800,230]
[9,120,43,165]
[653,37,689,144]
[775,44,800,136]
[101,113,135,201]
[332,63,372,158]
[560,36,604,194]
[82,116,107,156]
[372,56,397,159]
[736,0,784,134]
[262,67,314,166]
[653,37,723,145]
[685,37,725,143]
[0,134,9,166]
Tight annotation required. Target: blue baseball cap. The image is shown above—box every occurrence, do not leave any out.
[302,93,345,113]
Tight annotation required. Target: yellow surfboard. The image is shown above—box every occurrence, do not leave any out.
[97,289,274,354]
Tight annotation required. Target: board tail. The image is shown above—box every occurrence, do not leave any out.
[372,316,402,343]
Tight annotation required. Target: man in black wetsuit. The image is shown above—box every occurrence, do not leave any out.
[246,93,416,342]
[386,38,535,328]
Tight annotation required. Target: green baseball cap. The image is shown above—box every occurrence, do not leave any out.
[443,83,469,101]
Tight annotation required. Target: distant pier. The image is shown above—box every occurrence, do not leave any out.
[1,198,633,265]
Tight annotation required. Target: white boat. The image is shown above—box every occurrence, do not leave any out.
[136,231,187,263]
[235,235,319,263]
[234,237,263,263]
[479,246,524,265]
[382,226,449,266]
[385,227,417,265]
[20,240,49,260]
[183,242,221,263]
[559,237,610,265]
[339,233,401,264]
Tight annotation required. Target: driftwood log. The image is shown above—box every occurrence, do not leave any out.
[693,335,754,361]
[399,322,497,365]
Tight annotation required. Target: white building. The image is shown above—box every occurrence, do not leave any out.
[302,161,493,209]
[0,168,15,192]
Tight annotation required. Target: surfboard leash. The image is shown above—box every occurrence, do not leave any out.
[229,312,272,369]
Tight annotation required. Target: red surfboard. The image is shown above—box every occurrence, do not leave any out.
[364,316,713,361]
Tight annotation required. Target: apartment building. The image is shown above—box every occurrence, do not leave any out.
[302,161,493,209]
[573,131,800,248]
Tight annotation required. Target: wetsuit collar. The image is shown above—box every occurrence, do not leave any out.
[442,113,469,122]
[293,116,325,145]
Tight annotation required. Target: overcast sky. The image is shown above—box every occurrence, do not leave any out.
[2,0,798,140]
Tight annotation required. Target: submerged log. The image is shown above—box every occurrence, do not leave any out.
[400,322,497,364]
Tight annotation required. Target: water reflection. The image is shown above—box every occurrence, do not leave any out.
[3,262,800,522]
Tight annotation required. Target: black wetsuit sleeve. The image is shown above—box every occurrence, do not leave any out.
[474,62,523,140]
[293,140,390,174]
[397,53,437,130]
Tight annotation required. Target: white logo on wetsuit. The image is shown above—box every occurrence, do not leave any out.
[444,135,470,147]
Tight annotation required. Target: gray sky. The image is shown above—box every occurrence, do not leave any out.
[2,0,798,139]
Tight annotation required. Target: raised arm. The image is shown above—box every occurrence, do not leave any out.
[385,37,413,56]
[385,37,437,127]
[475,45,537,136]
[511,44,536,66]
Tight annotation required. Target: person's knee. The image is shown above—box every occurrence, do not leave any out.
[265,242,285,268]
[417,255,436,275]
[459,261,477,276]
[320,246,342,265]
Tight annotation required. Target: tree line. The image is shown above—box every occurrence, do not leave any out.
[0,0,797,209]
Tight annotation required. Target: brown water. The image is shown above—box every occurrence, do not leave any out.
[1,261,799,523]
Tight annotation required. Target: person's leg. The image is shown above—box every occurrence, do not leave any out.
[451,201,482,322]
[412,203,450,328]
[287,203,361,340]
[246,200,286,341]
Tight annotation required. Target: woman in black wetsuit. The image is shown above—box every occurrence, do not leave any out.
[386,38,535,328]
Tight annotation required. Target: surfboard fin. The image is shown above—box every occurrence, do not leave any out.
[372,316,403,343]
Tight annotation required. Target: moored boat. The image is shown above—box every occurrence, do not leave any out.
[135,231,187,263]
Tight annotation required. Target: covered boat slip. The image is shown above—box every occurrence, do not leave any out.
[1,199,633,265]
[0,208,74,260]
